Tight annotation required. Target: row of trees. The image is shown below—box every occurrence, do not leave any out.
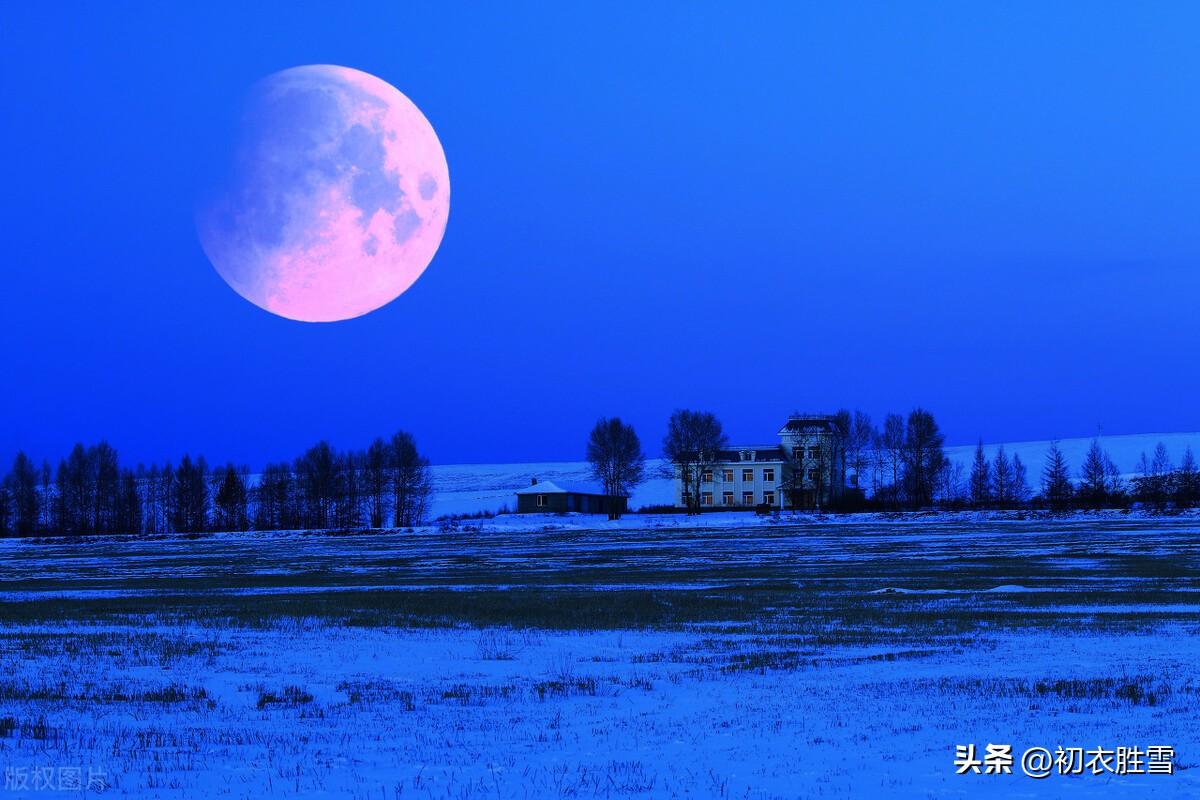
[1035,439,1199,511]
[940,437,1199,511]
[582,407,1200,515]
[965,443,1032,508]
[658,406,949,512]
[585,407,950,513]
[0,431,432,536]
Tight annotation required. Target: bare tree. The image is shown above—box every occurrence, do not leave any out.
[363,438,390,528]
[662,409,728,515]
[938,459,966,505]
[1134,442,1173,511]
[879,413,906,507]
[295,442,337,530]
[1151,442,1172,477]
[586,417,646,519]
[391,431,432,528]
[901,409,944,509]
[1176,447,1199,508]
[846,411,874,493]
[7,452,40,535]
[1012,454,1031,504]
[968,441,990,508]
[39,461,52,531]
[172,454,210,533]
[255,462,296,530]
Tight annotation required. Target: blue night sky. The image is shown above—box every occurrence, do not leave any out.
[2,3,1199,467]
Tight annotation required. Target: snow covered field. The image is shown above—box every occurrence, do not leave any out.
[1,514,1198,798]
[427,432,1200,518]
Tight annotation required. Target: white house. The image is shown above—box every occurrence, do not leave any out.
[674,414,846,510]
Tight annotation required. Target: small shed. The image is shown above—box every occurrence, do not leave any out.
[514,478,628,515]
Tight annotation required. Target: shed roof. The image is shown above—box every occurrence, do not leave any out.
[514,480,627,498]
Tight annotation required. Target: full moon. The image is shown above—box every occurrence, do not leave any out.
[197,65,449,322]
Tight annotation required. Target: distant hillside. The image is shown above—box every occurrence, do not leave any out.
[429,432,1200,518]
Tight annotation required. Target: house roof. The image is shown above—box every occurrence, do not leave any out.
[778,414,841,435]
[716,446,787,462]
[514,480,627,497]
[675,446,787,463]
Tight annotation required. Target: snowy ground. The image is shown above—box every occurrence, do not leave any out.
[1,514,1198,798]
[427,431,1200,518]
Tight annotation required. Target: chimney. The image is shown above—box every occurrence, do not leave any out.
[530,477,538,486]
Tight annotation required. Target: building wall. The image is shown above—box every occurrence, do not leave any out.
[673,419,848,510]
[779,428,846,508]
[516,493,628,514]
[675,459,787,509]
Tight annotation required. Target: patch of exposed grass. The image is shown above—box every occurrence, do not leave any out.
[256,685,313,709]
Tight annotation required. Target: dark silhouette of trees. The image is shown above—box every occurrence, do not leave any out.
[391,431,432,528]
[46,442,129,534]
[296,442,337,530]
[991,446,1014,507]
[1012,454,1031,504]
[1132,442,1173,511]
[901,409,945,509]
[1041,442,1072,510]
[92,442,120,534]
[832,409,852,495]
[57,444,89,532]
[7,452,40,535]
[846,411,874,493]
[1079,440,1108,507]
[586,417,646,520]
[878,413,906,506]
[213,464,249,532]
[1078,439,1124,509]
[172,455,209,533]
[3,422,438,536]
[0,481,9,535]
[39,461,52,530]
[662,410,728,514]
[254,463,296,530]
[333,450,362,530]
[1176,447,1199,508]
[115,468,141,533]
[968,441,990,508]
[363,438,391,528]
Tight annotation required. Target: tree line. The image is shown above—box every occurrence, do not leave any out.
[1010,438,1199,512]
[584,407,1200,515]
[0,431,432,536]
[585,407,953,514]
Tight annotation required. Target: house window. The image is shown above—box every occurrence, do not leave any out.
[742,468,754,482]
[701,492,713,506]
[722,491,734,505]
[681,492,692,506]
[722,469,734,482]
[742,491,754,505]
[536,495,547,507]
[809,447,820,458]
[701,469,713,483]
[763,491,776,505]
[807,469,817,481]
[763,468,775,482]
[792,446,804,459]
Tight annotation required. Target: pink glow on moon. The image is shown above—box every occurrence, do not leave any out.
[197,65,449,322]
